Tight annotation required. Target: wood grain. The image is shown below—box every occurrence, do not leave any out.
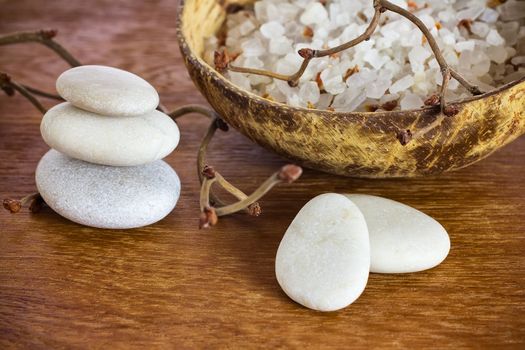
[0,1,524,348]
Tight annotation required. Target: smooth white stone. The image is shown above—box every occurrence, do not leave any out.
[36,149,180,229]
[275,193,370,312]
[56,65,159,117]
[345,194,450,273]
[41,102,179,166]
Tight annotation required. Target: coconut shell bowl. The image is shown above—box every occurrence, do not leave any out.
[176,0,525,178]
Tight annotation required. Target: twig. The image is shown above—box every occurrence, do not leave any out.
[21,84,62,100]
[214,164,302,217]
[168,105,261,217]
[1,72,47,113]
[170,104,302,228]
[0,30,81,67]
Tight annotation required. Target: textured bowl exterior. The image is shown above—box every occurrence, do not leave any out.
[176,0,525,178]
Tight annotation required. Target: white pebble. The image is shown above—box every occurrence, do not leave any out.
[36,149,180,229]
[345,194,450,273]
[275,194,369,312]
[41,102,179,166]
[56,65,159,117]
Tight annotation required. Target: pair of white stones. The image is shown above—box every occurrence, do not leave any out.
[275,193,450,312]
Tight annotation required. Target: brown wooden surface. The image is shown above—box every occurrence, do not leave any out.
[0,1,524,348]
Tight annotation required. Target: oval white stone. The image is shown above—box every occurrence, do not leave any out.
[345,194,450,273]
[41,102,180,166]
[275,193,370,312]
[56,65,159,116]
[36,149,180,229]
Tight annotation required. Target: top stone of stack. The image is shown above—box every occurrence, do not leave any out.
[56,65,159,116]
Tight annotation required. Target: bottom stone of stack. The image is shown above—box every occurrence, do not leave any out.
[36,149,180,229]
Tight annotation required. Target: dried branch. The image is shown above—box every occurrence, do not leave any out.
[21,84,62,100]
[0,29,81,67]
[199,163,302,225]
[169,104,302,228]
[1,72,47,113]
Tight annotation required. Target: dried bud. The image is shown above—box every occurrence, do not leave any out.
[298,48,315,59]
[40,29,58,39]
[424,94,440,106]
[202,165,216,179]
[0,73,15,96]
[247,202,262,216]
[215,118,229,131]
[3,199,22,213]
[444,104,460,117]
[381,99,398,111]
[397,129,413,146]
[214,50,231,72]
[199,207,218,229]
[278,164,303,183]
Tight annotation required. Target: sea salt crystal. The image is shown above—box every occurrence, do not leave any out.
[400,93,424,110]
[239,20,256,36]
[486,29,505,46]
[321,67,346,95]
[300,2,328,25]
[270,37,293,55]
[366,78,391,99]
[455,40,475,52]
[499,0,525,21]
[390,75,414,94]
[299,81,321,104]
[480,8,499,23]
[333,89,367,112]
[498,22,520,46]
[471,22,490,38]
[241,38,266,57]
[487,46,508,64]
[363,49,389,69]
[409,46,431,73]
[457,6,484,21]
[260,21,285,38]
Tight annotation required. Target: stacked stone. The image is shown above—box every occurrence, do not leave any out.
[36,65,181,229]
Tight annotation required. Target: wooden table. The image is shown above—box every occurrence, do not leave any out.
[1,1,524,348]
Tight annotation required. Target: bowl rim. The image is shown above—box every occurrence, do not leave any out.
[176,0,525,118]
